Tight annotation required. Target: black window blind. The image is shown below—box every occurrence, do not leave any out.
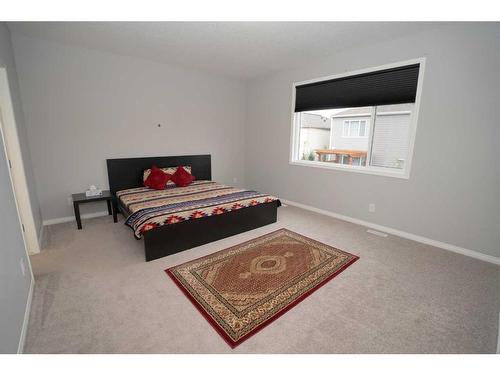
[295,64,420,112]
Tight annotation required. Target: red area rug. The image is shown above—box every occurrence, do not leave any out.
[166,228,359,348]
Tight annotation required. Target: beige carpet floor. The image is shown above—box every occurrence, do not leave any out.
[25,205,500,353]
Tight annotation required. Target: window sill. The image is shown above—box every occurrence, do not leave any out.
[289,160,410,180]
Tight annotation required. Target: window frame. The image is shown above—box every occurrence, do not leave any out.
[289,58,426,180]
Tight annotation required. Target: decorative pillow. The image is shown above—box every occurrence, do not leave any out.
[143,166,191,186]
[144,165,171,190]
[170,166,195,187]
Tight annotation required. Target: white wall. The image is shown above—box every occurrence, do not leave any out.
[9,24,500,259]
[0,23,34,353]
[0,25,42,238]
[245,24,500,258]
[11,34,247,221]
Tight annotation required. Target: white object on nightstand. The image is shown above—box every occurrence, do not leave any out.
[85,185,102,197]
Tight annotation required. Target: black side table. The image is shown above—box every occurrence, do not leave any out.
[72,190,117,229]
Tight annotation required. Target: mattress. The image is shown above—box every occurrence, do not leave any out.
[116,180,279,238]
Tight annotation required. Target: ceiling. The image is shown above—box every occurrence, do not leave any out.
[8,22,441,80]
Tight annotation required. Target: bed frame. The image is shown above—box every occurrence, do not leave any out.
[106,155,279,261]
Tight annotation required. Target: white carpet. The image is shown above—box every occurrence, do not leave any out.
[25,206,500,353]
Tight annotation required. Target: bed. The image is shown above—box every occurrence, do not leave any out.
[106,155,280,261]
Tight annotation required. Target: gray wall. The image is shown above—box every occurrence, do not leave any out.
[245,24,500,258]
[8,24,500,259]
[0,23,33,353]
[11,34,247,220]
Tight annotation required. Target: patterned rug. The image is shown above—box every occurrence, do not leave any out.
[165,228,359,348]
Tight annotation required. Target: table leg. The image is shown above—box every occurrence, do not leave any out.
[112,200,118,223]
[73,202,82,230]
[107,199,112,215]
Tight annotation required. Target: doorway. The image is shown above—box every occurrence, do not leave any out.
[0,66,40,255]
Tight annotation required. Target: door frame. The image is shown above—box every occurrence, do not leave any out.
[0,65,40,255]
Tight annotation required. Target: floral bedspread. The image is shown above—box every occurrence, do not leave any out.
[117,181,279,238]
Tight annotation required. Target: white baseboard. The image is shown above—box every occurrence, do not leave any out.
[281,199,500,266]
[42,210,109,226]
[497,312,500,354]
[17,275,34,354]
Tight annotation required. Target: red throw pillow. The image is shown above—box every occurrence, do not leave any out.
[144,165,171,190]
[170,166,195,187]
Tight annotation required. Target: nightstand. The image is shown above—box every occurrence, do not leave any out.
[72,190,117,229]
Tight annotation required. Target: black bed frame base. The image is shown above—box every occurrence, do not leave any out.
[143,201,278,262]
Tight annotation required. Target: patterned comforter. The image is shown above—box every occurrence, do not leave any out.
[117,181,279,238]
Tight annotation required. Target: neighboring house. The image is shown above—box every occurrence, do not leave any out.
[368,105,413,169]
[298,113,330,160]
[299,104,413,168]
[330,108,371,155]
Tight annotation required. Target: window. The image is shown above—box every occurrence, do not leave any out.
[343,120,368,138]
[290,59,424,179]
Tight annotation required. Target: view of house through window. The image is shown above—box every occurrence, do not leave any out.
[295,103,414,170]
[291,61,422,177]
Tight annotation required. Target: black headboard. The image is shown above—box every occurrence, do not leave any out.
[106,154,211,195]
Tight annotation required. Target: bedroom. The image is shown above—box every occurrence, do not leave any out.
[0,1,499,373]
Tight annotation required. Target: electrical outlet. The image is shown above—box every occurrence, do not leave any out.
[232,177,238,184]
[368,203,376,213]
[20,258,26,276]
[67,196,73,206]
